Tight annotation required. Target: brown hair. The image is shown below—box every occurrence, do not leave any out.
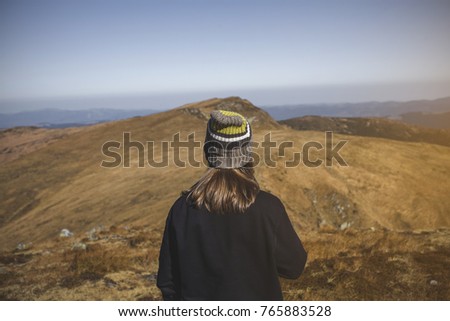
[185,165,260,214]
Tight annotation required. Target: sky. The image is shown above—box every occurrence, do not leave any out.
[0,0,449,112]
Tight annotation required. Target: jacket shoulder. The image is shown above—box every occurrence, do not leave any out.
[257,190,283,205]
[165,194,189,220]
[254,190,285,213]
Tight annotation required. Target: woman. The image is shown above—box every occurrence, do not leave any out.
[157,110,307,300]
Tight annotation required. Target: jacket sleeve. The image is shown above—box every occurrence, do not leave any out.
[275,201,308,279]
[156,207,181,300]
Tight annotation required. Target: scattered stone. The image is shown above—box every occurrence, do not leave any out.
[59,229,73,238]
[104,277,118,288]
[430,280,438,286]
[72,242,87,251]
[340,222,352,230]
[109,234,124,240]
[15,242,33,251]
[334,204,345,215]
[370,227,376,232]
[87,228,98,241]
[319,221,337,233]
[142,273,157,282]
[16,243,25,251]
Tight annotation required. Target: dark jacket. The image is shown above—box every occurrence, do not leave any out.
[156,190,307,300]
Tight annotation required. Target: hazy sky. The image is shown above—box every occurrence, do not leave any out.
[1,0,449,111]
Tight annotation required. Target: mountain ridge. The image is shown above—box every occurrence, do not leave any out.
[1,96,450,301]
[2,96,449,129]
[0,97,449,252]
[264,96,450,128]
[281,115,450,147]
[0,108,161,129]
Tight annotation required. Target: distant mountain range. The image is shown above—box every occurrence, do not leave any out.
[264,96,450,129]
[1,97,449,129]
[281,115,450,147]
[0,108,160,128]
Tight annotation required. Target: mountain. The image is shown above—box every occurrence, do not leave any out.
[0,97,282,250]
[0,108,160,129]
[1,96,449,300]
[3,96,448,130]
[280,115,450,147]
[1,96,449,246]
[263,97,450,128]
[399,111,450,129]
[0,126,85,164]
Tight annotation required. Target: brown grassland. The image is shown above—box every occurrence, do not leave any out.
[1,226,448,300]
[0,97,449,300]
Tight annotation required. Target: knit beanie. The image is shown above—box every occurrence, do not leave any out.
[204,110,252,168]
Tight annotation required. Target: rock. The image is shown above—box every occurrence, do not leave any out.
[86,225,106,241]
[59,229,73,238]
[87,228,98,241]
[16,243,27,251]
[340,222,352,230]
[72,242,87,251]
[430,280,438,286]
[319,221,337,233]
[16,243,25,250]
[16,242,32,251]
[104,277,118,288]
[109,234,124,240]
[142,273,157,282]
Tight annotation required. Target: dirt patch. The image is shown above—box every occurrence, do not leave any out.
[0,253,33,265]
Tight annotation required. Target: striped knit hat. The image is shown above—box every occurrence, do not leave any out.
[204,110,252,168]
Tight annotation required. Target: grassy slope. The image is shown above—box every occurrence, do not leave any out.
[1,97,449,300]
[1,226,448,300]
[281,115,450,147]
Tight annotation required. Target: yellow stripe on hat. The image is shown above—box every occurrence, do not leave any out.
[214,110,247,135]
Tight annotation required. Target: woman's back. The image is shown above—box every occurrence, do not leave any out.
[157,190,307,300]
[157,110,307,300]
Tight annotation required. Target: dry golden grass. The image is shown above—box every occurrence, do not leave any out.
[0,226,163,300]
[0,225,448,300]
[0,126,82,163]
[1,97,449,300]
[282,229,450,300]
[1,97,450,250]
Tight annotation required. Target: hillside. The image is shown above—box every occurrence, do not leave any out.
[399,111,450,129]
[0,126,84,163]
[1,225,448,300]
[264,96,450,127]
[280,115,450,147]
[1,96,449,300]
